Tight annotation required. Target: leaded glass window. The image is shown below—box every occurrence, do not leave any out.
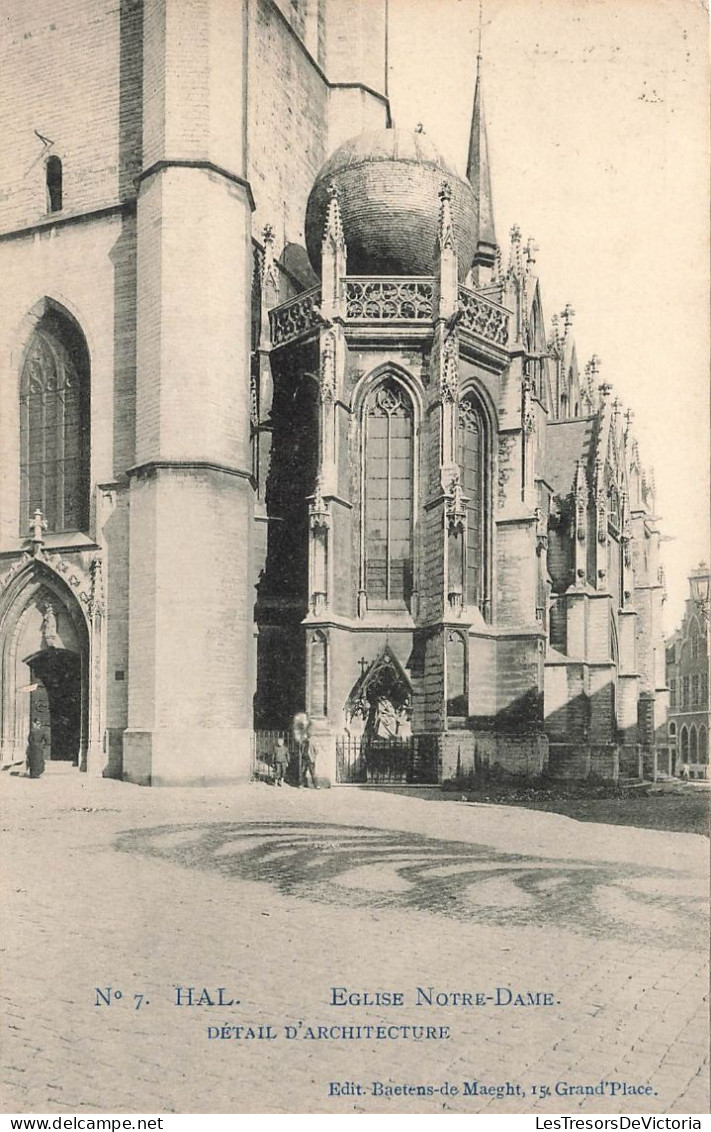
[364,380,414,604]
[457,394,486,613]
[19,310,90,534]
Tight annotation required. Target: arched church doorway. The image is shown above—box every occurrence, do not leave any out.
[25,649,82,762]
[0,565,90,770]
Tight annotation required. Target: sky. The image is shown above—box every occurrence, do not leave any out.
[387,0,710,631]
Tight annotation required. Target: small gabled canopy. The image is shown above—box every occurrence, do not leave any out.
[345,645,412,721]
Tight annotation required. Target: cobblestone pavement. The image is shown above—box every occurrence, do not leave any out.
[1,765,708,1115]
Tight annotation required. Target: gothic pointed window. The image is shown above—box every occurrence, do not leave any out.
[457,393,487,616]
[363,378,414,605]
[46,156,63,212]
[19,308,90,534]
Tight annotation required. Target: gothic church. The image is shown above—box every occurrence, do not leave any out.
[0,0,667,785]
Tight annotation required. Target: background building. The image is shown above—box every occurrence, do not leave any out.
[0,0,668,786]
[664,565,710,780]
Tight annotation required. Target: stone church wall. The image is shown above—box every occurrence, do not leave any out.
[0,0,143,234]
[249,0,330,261]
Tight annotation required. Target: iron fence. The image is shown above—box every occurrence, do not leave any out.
[253,731,440,785]
[251,730,290,782]
[335,734,438,785]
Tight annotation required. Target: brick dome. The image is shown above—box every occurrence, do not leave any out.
[305,128,477,280]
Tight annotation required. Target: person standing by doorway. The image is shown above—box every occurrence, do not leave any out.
[300,733,318,789]
[292,712,318,788]
[26,718,46,779]
[273,737,289,786]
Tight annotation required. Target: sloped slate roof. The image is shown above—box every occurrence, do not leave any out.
[544,416,596,498]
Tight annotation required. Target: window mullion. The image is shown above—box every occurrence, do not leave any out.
[41,386,48,525]
[57,369,66,530]
[386,409,392,601]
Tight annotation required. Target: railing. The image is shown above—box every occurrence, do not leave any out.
[268,286,322,347]
[251,729,291,782]
[345,277,434,322]
[457,284,510,345]
[268,278,511,349]
[336,734,438,785]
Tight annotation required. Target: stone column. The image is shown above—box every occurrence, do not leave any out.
[124,0,255,786]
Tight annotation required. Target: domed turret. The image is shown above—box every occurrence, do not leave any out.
[305,128,477,280]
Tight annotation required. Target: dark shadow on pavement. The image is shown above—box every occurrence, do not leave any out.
[115,820,706,949]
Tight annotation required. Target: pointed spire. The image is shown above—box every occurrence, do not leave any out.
[437,180,456,252]
[322,182,345,253]
[467,46,497,270]
[508,223,523,275]
[434,181,458,318]
[261,224,279,294]
[320,182,346,318]
[561,303,575,332]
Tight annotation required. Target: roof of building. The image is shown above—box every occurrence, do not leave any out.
[544,416,597,498]
[304,127,478,279]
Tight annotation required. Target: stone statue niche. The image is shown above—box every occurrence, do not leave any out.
[345,651,412,742]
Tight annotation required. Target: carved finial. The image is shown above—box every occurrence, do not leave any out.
[323,182,345,250]
[309,473,330,530]
[90,556,105,616]
[260,223,279,296]
[437,180,456,253]
[588,353,601,378]
[598,382,613,399]
[548,312,561,349]
[632,438,641,466]
[612,397,622,418]
[625,408,634,430]
[320,331,336,402]
[440,334,459,402]
[507,225,523,277]
[415,122,425,133]
[524,237,538,267]
[562,303,575,330]
[493,244,503,283]
[30,509,48,547]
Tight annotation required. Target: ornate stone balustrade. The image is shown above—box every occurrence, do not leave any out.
[269,286,322,347]
[345,277,434,322]
[268,278,511,348]
[457,284,510,345]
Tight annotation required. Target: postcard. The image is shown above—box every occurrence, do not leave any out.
[1,0,708,1119]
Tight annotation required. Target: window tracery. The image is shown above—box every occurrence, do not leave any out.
[19,310,90,534]
[363,379,414,605]
[457,393,487,614]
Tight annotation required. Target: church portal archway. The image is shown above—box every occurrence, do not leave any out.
[25,649,82,762]
[0,563,90,769]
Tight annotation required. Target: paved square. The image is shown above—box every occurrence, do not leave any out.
[1,766,708,1114]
